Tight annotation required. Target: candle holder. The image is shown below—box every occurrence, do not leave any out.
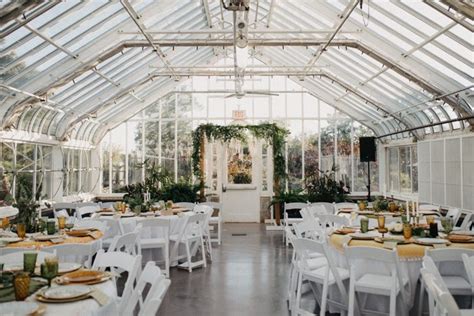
[2,217,10,230]
[13,272,30,301]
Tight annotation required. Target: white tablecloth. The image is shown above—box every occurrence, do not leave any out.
[26,280,117,316]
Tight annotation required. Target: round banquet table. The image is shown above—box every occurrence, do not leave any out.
[327,234,474,315]
[5,231,104,249]
[25,279,117,316]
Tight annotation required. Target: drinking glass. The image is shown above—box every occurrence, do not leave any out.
[41,257,58,287]
[360,217,369,233]
[46,220,56,235]
[426,215,435,226]
[57,216,66,231]
[2,217,9,230]
[403,224,412,240]
[377,215,386,230]
[14,273,30,301]
[441,217,453,234]
[23,252,37,275]
[16,223,26,239]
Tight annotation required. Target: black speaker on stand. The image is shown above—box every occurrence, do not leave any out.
[359,137,376,201]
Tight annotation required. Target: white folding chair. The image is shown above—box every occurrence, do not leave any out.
[75,205,100,219]
[136,218,170,277]
[141,277,171,316]
[95,217,125,249]
[310,202,335,214]
[122,261,170,316]
[318,214,349,233]
[92,249,142,310]
[43,242,101,268]
[200,202,223,245]
[171,213,207,272]
[74,219,108,233]
[99,202,114,209]
[345,246,410,316]
[462,253,474,305]
[108,230,141,257]
[283,202,308,246]
[52,202,75,219]
[194,204,214,261]
[421,268,472,316]
[293,238,350,315]
[425,248,474,305]
[419,204,441,217]
[293,217,324,240]
[334,202,358,214]
[174,202,196,211]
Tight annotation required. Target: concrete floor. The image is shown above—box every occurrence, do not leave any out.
[158,223,295,316]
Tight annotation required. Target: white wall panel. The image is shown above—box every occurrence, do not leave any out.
[418,141,431,202]
[462,136,474,210]
[430,140,445,205]
[445,138,461,208]
[417,135,474,211]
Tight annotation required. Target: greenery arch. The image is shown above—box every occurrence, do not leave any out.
[192,123,289,199]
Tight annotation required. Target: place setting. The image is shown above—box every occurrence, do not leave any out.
[0,253,112,314]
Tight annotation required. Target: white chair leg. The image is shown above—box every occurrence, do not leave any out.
[294,271,303,316]
[348,275,356,316]
[201,237,207,268]
[389,287,396,316]
[417,278,424,316]
[164,243,170,278]
[185,241,192,273]
[320,277,329,315]
[218,220,221,245]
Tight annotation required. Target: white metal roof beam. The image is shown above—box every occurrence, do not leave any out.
[440,0,474,20]
[118,28,360,35]
[0,0,59,37]
[266,0,275,28]
[302,0,359,75]
[0,84,64,114]
[424,0,474,32]
[21,22,121,88]
[202,0,213,28]
[120,0,179,81]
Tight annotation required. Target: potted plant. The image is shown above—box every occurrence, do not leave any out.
[13,198,39,233]
[270,189,308,219]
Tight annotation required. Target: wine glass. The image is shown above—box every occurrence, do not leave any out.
[441,217,453,235]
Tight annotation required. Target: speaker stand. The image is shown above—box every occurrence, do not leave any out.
[366,161,371,202]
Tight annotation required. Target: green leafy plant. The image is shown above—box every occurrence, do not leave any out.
[373,197,389,212]
[232,172,252,184]
[161,182,200,202]
[13,198,39,233]
[192,123,289,196]
[305,165,347,203]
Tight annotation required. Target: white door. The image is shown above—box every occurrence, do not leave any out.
[221,139,260,222]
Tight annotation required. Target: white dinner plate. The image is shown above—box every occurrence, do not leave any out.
[0,237,22,243]
[0,302,39,315]
[42,284,91,300]
[349,231,379,240]
[451,231,474,236]
[58,262,82,274]
[3,263,23,271]
[34,234,61,241]
[415,238,449,245]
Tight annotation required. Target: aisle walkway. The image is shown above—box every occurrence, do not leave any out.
[159,223,293,315]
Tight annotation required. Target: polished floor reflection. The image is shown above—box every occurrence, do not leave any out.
[159,223,294,315]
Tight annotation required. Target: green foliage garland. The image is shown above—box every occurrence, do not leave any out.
[192,123,289,193]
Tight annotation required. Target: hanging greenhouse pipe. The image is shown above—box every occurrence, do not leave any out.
[377,115,474,139]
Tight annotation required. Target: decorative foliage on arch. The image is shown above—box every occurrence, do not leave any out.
[192,123,289,196]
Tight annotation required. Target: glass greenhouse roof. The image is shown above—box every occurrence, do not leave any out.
[0,0,472,145]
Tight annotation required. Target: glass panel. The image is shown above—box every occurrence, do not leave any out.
[287,120,302,190]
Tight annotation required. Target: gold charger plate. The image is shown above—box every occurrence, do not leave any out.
[35,292,91,303]
[56,270,112,285]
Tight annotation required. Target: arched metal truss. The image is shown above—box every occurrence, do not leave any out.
[0,0,472,146]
